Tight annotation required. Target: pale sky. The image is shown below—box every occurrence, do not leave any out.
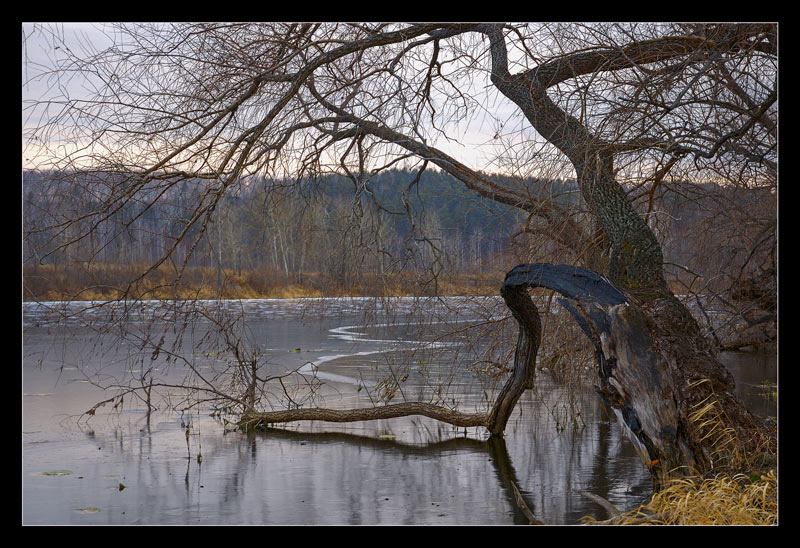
[22,22,533,176]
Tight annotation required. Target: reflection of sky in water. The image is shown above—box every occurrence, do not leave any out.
[23,297,775,525]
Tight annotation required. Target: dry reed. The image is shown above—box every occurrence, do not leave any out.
[23,262,501,301]
[612,470,777,525]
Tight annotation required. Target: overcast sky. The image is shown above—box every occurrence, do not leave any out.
[22,22,530,174]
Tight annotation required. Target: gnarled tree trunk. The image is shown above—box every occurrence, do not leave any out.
[497,263,775,487]
[480,25,774,486]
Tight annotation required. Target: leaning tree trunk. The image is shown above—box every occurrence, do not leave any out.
[501,264,773,488]
[481,26,775,487]
[243,32,775,488]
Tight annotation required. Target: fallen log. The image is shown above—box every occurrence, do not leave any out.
[241,402,489,429]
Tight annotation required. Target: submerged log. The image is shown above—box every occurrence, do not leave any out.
[241,402,489,429]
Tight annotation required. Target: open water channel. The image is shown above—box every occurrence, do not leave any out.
[22,297,776,525]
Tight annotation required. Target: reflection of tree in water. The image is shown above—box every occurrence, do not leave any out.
[246,427,541,524]
[24,294,654,524]
[226,423,647,525]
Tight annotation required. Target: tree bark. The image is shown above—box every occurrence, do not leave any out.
[557,282,773,487]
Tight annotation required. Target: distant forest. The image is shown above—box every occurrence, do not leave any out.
[22,168,775,300]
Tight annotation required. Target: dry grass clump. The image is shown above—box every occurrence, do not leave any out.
[615,470,777,525]
[686,378,747,471]
[617,377,778,525]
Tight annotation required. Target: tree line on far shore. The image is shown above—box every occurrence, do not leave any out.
[23,167,774,304]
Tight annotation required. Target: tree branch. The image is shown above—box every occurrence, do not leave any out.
[241,402,489,429]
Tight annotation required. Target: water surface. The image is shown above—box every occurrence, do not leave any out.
[22,297,776,525]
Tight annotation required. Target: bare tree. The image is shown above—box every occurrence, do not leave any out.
[23,22,776,488]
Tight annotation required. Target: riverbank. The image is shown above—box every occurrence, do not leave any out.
[23,263,501,302]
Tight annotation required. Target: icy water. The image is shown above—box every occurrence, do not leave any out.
[22,297,776,526]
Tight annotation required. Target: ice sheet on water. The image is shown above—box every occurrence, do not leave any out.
[22,295,506,329]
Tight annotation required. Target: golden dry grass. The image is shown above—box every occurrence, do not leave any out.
[613,470,777,525]
[686,378,748,471]
[582,377,777,526]
[23,262,501,301]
